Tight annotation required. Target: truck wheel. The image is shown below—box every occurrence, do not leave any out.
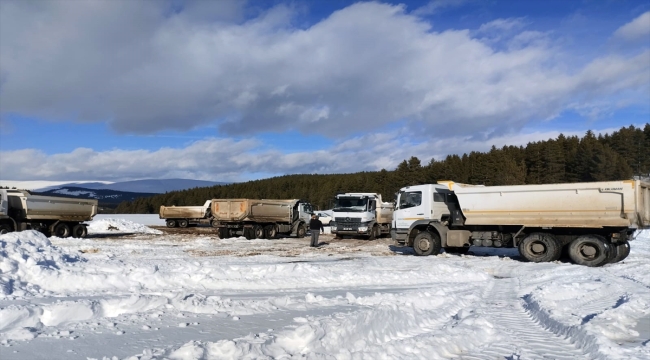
[518,233,561,263]
[72,224,88,238]
[368,225,379,240]
[296,224,306,238]
[53,223,71,238]
[264,225,277,239]
[178,219,189,228]
[243,228,254,240]
[568,235,610,267]
[217,228,229,239]
[0,224,11,235]
[413,231,441,256]
[166,220,177,228]
[253,224,264,239]
[610,241,631,263]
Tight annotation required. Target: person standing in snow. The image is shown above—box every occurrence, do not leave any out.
[309,214,324,247]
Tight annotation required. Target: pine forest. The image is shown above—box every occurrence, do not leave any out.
[115,124,650,213]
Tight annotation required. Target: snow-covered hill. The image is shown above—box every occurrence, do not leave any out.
[35,178,227,194]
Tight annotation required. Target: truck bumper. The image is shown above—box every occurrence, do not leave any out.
[390,229,407,243]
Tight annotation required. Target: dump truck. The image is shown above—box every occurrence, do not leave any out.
[391,180,650,267]
[0,189,98,238]
[330,193,394,239]
[160,200,212,228]
[211,199,313,239]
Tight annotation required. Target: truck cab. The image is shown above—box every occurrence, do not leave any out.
[330,193,393,239]
[297,201,314,223]
[391,184,454,243]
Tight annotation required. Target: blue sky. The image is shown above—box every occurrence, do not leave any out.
[0,0,649,183]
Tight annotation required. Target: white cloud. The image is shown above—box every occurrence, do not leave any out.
[0,127,625,183]
[1,1,647,140]
[613,11,650,42]
[412,0,469,16]
[477,18,526,33]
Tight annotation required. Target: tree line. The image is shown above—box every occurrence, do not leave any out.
[115,124,650,213]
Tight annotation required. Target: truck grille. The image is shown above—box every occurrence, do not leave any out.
[335,217,361,223]
[334,217,362,231]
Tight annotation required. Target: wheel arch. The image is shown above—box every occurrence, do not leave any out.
[407,220,448,247]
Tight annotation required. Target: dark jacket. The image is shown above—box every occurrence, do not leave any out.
[309,219,324,231]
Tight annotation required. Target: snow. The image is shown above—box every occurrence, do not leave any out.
[0,216,648,359]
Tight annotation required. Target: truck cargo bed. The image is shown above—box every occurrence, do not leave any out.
[448,180,649,228]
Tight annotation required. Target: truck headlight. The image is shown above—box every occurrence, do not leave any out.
[358,226,368,232]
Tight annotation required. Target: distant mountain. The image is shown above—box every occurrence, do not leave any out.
[33,186,158,213]
[36,178,228,194]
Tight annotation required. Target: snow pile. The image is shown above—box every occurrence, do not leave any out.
[0,230,83,298]
[87,218,162,235]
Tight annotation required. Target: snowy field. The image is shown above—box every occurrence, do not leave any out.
[1,215,649,359]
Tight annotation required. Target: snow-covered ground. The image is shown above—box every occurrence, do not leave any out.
[0,215,648,359]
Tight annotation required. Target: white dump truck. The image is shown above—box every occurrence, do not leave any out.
[211,199,313,239]
[0,189,98,238]
[391,180,650,267]
[330,193,394,239]
[160,200,212,228]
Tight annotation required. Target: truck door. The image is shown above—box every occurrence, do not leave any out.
[395,190,425,230]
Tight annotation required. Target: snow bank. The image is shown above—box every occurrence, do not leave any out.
[0,230,83,298]
[87,218,162,235]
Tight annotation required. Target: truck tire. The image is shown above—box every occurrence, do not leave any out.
[53,223,71,238]
[218,228,230,239]
[253,224,264,239]
[610,241,630,263]
[166,220,177,228]
[72,224,88,238]
[518,233,561,263]
[568,235,610,267]
[0,224,11,235]
[264,225,277,239]
[368,225,379,240]
[178,219,189,228]
[243,228,254,240]
[296,224,306,238]
[413,231,441,256]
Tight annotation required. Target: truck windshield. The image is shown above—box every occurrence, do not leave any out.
[302,204,313,213]
[398,191,422,209]
[333,197,368,212]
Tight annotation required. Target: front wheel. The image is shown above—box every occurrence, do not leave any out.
[368,225,379,240]
[518,233,561,263]
[413,231,441,256]
[296,224,306,238]
[568,235,610,267]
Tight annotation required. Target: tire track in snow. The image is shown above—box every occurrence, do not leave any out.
[460,277,594,360]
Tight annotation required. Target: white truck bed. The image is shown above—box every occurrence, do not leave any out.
[444,180,650,228]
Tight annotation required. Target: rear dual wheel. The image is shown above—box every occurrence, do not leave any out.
[71,224,88,238]
[568,235,611,267]
[518,233,561,263]
[53,223,71,238]
[166,220,177,228]
[610,241,630,263]
[178,219,189,228]
[264,225,278,239]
